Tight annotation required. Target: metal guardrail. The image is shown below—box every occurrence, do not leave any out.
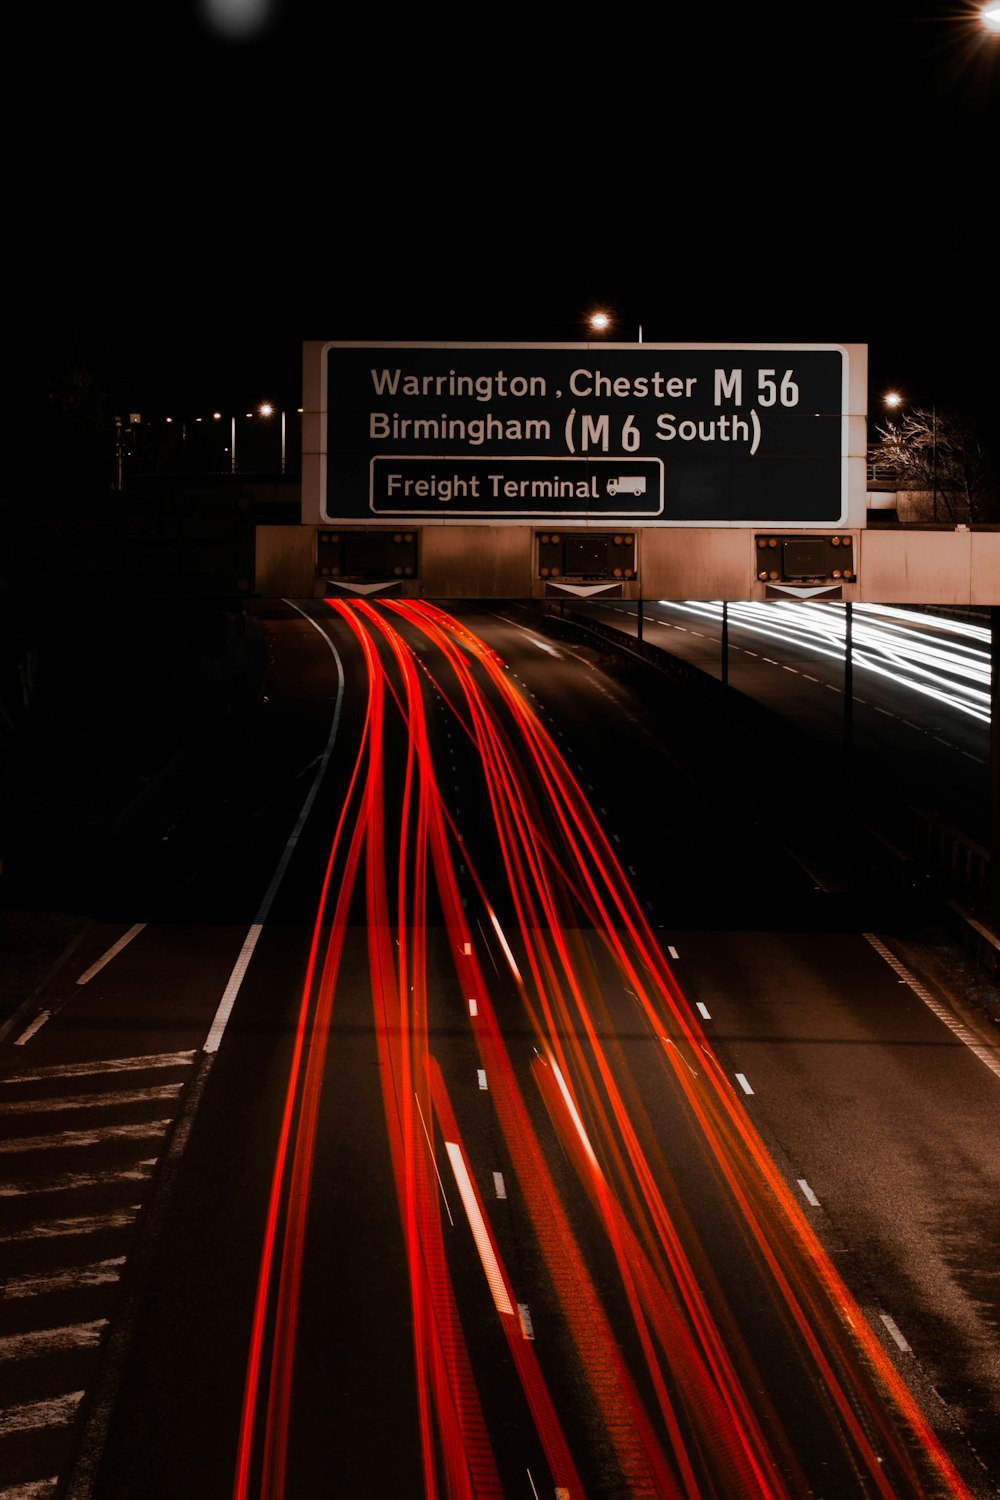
[913,813,992,905]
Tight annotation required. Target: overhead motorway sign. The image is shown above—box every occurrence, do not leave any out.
[303,342,867,529]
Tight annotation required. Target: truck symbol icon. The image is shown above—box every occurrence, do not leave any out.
[606,476,647,497]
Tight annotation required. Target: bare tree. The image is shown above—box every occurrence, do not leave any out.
[871,406,998,524]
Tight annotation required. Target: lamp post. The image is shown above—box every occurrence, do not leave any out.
[883,390,938,522]
[259,402,286,474]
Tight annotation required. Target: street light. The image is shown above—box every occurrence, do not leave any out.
[883,390,938,521]
[258,401,286,474]
[587,309,644,342]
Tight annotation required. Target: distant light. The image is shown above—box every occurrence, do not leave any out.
[983,2,1000,32]
[259,402,274,417]
[212,411,222,420]
[883,391,903,408]
[589,312,611,333]
[198,0,278,41]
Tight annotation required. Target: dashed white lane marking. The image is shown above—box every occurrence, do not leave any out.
[0,1392,83,1436]
[468,999,478,1016]
[493,1172,507,1199]
[3,1052,196,1084]
[477,1070,488,1090]
[75,925,147,985]
[13,1013,51,1046]
[0,1321,107,1359]
[735,1073,755,1095]
[0,1121,171,1155]
[864,934,1000,1081]
[0,1208,139,1244]
[880,1314,912,1353]
[798,1179,821,1206]
[4,1259,126,1299]
[696,1003,711,1021]
[517,1303,535,1340]
[667,945,679,959]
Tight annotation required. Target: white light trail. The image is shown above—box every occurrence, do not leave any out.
[659,601,991,724]
[444,1142,514,1316]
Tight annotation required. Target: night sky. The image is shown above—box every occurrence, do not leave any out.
[20,0,999,425]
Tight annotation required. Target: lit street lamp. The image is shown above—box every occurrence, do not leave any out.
[883,390,939,522]
[588,310,644,342]
[258,401,286,474]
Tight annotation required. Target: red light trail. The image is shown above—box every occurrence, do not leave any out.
[230,600,974,1500]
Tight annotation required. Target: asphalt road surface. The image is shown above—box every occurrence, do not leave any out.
[1,599,997,1500]
[582,599,992,849]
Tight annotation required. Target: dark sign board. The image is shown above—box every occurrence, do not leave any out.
[319,343,857,526]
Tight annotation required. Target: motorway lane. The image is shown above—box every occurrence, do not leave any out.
[579,600,991,849]
[661,927,1000,1483]
[4,599,994,1499]
[0,605,350,1499]
[117,606,995,1488]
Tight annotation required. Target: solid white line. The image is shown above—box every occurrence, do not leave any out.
[736,1073,754,1095]
[4,1259,126,1299]
[863,934,1000,1081]
[76,925,147,985]
[0,1480,60,1498]
[0,1392,83,1436]
[204,602,345,1054]
[445,1141,514,1316]
[13,1013,51,1046]
[798,1179,821,1206]
[0,1321,107,1359]
[3,1052,195,1084]
[880,1314,912,1352]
